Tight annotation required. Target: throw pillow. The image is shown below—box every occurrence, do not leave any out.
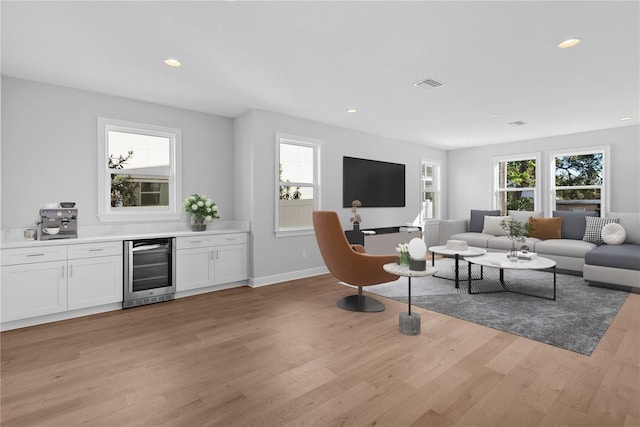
[601,223,626,245]
[583,217,620,245]
[508,210,543,225]
[552,210,598,240]
[528,217,562,240]
[469,209,501,233]
[482,215,511,236]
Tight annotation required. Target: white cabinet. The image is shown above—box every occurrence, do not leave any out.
[213,234,248,285]
[67,242,123,310]
[1,242,123,322]
[176,233,247,292]
[1,246,68,322]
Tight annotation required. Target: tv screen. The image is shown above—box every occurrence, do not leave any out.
[343,156,405,208]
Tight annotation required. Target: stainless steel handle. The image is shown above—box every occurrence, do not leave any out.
[89,248,104,252]
[61,265,65,278]
[215,250,219,260]
[70,265,73,278]
[190,241,203,244]
[210,251,214,260]
[26,253,45,257]
[132,244,164,252]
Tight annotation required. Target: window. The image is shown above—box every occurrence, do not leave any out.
[493,153,540,214]
[97,118,181,222]
[551,147,608,216]
[275,133,321,236]
[420,160,440,221]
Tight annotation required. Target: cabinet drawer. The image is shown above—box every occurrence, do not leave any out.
[1,246,67,266]
[176,236,215,250]
[68,242,123,259]
[213,234,247,246]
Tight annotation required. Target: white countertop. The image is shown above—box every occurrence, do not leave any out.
[1,220,250,249]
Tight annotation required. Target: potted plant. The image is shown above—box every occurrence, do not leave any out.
[184,193,220,231]
[500,217,534,261]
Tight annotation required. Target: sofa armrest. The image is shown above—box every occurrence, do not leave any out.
[439,219,468,245]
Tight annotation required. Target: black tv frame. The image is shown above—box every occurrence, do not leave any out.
[342,156,406,208]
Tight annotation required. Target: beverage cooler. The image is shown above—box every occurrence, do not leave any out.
[123,237,176,308]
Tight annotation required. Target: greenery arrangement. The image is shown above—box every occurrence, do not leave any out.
[396,242,410,266]
[184,194,220,225]
[500,218,534,244]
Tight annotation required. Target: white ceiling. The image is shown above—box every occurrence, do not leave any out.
[2,1,638,150]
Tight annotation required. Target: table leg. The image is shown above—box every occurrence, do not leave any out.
[454,254,460,288]
[399,276,420,335]
[408,276,412,315]
[431,251,435,267]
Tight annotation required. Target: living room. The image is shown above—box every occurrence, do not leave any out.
[2,1,639,426]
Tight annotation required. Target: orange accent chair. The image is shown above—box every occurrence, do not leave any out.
[312,210,399,312]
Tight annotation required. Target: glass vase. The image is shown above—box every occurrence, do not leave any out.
[191,216,207,232]
[398,251,410,266]
[509,240,518,262]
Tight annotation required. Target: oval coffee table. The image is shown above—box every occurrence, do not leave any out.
[464,252,557,300]
[428,245,487,288]
[383,263,438,335]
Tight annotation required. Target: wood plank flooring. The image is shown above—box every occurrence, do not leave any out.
[2,274,639,426]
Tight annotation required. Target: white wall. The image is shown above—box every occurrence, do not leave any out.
[234,109,448,285]
[1,77,234,229]
[446,125,640,220]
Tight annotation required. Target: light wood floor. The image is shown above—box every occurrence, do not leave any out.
[2,274,639,427]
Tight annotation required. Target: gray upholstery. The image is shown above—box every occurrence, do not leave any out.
[450,232,492,248]
[535,238,596,258]
[469,209,500,233]
[487,235,541,251]
[585,244,640,271]
[610,212,640,244]
[552,210,598,240]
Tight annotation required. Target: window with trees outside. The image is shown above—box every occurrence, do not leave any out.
[552,148,607,216]
[97,118,181,222]
[275,134,321,236]
[421,160,440,221]
[494,154,540,214]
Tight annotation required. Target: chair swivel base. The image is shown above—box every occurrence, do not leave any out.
[336,295,385,312]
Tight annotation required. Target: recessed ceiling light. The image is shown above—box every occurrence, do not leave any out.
[346,109,358,113]
[619,116,632,121]
[558,38,581,49]
[163,58,182,67]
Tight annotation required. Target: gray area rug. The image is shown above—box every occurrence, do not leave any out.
[365,258,629,355]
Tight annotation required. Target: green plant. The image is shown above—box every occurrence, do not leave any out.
[184,193,220,224]
[500,218,534,244]
[109,150,139,207]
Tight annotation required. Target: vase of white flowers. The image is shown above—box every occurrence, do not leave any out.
[396,242,410,266]
[184,193,220,231]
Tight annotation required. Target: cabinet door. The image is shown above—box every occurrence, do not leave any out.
[214,244,248,285]
[68,255,123,310]
[1,261,67,321]
[176,248,214,291]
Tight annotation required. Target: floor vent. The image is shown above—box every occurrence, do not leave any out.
[414,78,444,89]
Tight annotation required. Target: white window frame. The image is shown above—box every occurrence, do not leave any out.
[492,152,541,214]
[97,117,182,222]
[548,146,609,217]
[420,158,441,222]
[274,133,322,237]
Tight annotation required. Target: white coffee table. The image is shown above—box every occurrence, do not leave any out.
[428,245,487,288]
[464,252,557,300]
[383,263,438,335]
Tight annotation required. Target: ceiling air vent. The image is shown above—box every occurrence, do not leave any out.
[414,78,444,89]
[509,120,527,126]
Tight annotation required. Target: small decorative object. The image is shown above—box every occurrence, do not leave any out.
[184,193,220,232]
[408,238,427,271]
[500,217,534,262]
[350,200,362,230]
[396,242,410,266]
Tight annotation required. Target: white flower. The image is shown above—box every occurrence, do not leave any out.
[205,200,212,207]
[205,215,212,222]
[191,204,198,211]
[212,205,218,211]
[197,201,204,207]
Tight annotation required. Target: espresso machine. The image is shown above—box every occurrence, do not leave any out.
[38,207,78,240]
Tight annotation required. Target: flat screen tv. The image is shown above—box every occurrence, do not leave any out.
[343,156,405,208]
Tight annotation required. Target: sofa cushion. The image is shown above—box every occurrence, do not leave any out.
[508,210,543,224]
[529,217,562,240]
[534,239,596,258]
[583,217,619,245]
[585,244,640,271]
[482,215,510,236]
[601,223,626,245]
[469,209,500,233]
[450,232,492,248]
[608,212,640,244]
[487,235,541,251]
[553,210,598,240]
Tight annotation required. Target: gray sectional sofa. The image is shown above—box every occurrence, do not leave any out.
[439,209,640,292]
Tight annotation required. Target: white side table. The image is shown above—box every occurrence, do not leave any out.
[383,263,438,335]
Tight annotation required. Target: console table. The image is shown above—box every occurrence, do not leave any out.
[345,226,421,255]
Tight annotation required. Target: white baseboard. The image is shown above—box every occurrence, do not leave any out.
[250,266,329,288]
